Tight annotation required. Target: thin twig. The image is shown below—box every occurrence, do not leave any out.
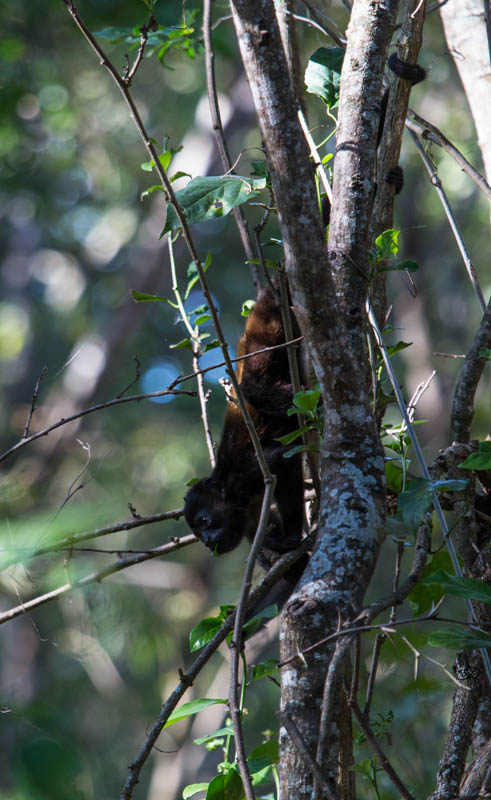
[450,296,491,443]
[407,128,487,314]
[116,357,142,399]
[229,477,276,800]
[202,0,257,284]
[0,337,302,464]
[0,535,197,626]
[278,712,340,800]
[168,235,216,467]
[367,304,491,685]
[0,508,185,571]
[23,366,48,438]
[120,538,313,799]
[350,698,416,800]
[406,110,491,200]
[61,1,272,498]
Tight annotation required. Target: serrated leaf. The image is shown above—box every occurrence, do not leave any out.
[305,47,344,107]
[428,627,491,650]
[424,571,491,604]
[183,784,208,799]
[459,442,491,470]
[163,175,266,233]
[250,658,280,683]
[164,698,227,728]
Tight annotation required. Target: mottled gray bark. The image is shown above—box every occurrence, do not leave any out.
[230,0,399,796]
[440,0,491,182]
[371,0,426,325]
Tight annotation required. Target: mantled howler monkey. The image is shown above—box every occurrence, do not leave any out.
[184,288,306,601]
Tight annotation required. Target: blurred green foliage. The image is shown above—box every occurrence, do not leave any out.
[0,0,489,798]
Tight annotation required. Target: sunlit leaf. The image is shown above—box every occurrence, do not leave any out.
[164,698,227,728]
[163,176,267,233]
[305,47,344,107]
[424,571,491,604]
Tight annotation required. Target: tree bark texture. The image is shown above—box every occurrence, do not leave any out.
[440,0,491,182]
[230,0,400,796]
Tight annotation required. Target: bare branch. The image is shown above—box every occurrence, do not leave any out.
[119,537,313,799]
[0,508,185,571]
[450,296,491,443]
[407,109,491,200]
[0,337,301,464]
[23,366,47,438]
[0,535,197,626]
[229,477,277,800]
[350,699,416,800]
[408,127,487,314]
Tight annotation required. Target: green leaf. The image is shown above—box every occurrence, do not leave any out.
[141,184,165,200]
[170,338,193,350]
[206,769,243,800]
[428,627,491,650]
[293,387,322,413]
[375,229,400,260]
[183,784,209,799]
[131,290,171,304]
[305,47,344,108]
[386,340,412,358]
[459,442,491,470]
[250,658,280,683]
[385,460,403,494]
[275,426,310,445]
[398,477,468,530]
[380,259,419,272]
[94,26,134,42]
[241,299,256,317]
[479,347,491,360]
[283,443,318,458]
[193,727,234,746]
[185,253,212,299]
[408,551,455,616]
[190,617,226,652]
[424,571,491,605]
[163,176,267,233]
[203,339,220,353]
[227,605,278,645]
[194,314,212,326]
[164,698,227,728]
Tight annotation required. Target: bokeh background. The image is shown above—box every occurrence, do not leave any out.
[1,1,489,798]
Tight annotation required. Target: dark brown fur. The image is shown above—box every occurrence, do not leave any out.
[184,288,304,574]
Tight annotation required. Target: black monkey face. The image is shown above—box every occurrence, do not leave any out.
[184,478,245,555]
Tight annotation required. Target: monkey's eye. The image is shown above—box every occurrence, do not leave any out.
[196,514,211,529]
